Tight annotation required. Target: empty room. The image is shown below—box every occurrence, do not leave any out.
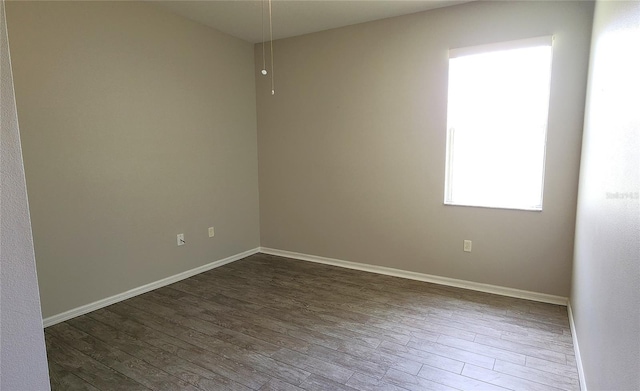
[1,0,638,390]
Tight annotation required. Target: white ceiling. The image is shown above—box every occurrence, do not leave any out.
[155,0,471,43]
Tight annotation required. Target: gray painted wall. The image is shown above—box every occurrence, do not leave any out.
[0,0,50,388]
[571,1,640,389]
[256,1,594,297]
[6,1,260,319]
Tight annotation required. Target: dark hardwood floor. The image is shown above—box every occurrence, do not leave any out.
[45,253,580,391]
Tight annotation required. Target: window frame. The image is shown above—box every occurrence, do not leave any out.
[443,36,554,212]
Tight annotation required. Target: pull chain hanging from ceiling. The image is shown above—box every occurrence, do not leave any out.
[260,0,274,95]
[268,0,274,95]
[261,0,266,76]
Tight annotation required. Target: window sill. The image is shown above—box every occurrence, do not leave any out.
[444,202,543,212]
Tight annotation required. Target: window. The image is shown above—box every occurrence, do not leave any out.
[444,37,553,211]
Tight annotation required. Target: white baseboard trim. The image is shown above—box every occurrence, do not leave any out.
[259,247,568,306]
[567,301,587,391]
[42,247,260,328]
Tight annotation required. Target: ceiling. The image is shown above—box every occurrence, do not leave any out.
[155,0,471,43]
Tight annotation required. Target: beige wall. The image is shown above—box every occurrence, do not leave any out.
[571,1,640,389]
[256,1,594,297]
[0,1,49,387]
[7,1,260,319]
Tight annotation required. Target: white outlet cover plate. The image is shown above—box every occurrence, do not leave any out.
[208,227,215,237]
[463,240,472,252]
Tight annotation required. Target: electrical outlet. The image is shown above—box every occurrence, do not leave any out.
[177,233,185,246]
[463,240,472,252]
[208,227,215,238]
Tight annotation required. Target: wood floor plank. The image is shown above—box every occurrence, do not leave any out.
[105,305,273,389]
[403,339,496,370]
[336,342,423,375]
[437,335,527,365]
[473,334,567,364]
[118,301,312,386]
[302,343,389,380]
[44,254,579,391]
[504,308,570,327]
[418,365,512,391]
[141,291,289,356]
[500,331,575,355]
[299,374,360,391]
[48,322,200,391]
[45,333,150,391]
[461,364,566,391]
[48,360,101,391]
[382,368,461,391]
[259,378,305,391]
[480,312,569,336]
[74,313,253,391]
[525,356,578,379]
[346,372,414,391]
[270,348,355,384]
[493,360,580,391]
[377,340,466,374]
[154,288,314,352]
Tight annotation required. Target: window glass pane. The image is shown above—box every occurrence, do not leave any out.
[445,42,552,210]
